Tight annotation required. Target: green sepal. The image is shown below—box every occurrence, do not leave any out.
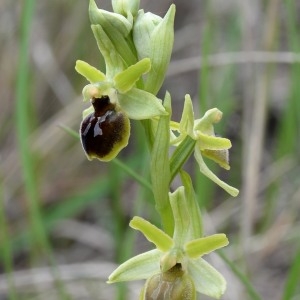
[179,94,195,137]
[194,147,239,197]
[75,60,106,83]
[185,234,229,259]
[114,58,151,93]
[187,258,226,299]
[130,216,174,252]
[108,249,161,283]
[91,24,125,79]
[169,187,190,247]
[117,88,167,120]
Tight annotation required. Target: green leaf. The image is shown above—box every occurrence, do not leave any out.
[117,88,167,120]
[75,60,106,83]
[185,234,229,259]
[114,58,151,93]
[108,249,161,283]
[169,136,196,183]
[130,217,174,251]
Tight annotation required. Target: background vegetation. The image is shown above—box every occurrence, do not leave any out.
[1,0,300,299]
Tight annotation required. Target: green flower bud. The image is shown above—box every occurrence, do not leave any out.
[133,11,163,59]
[89,0,132,37]
[133,5,176,95]
[89,0,137,73]
[141,264,196,300]
[112,0,140,18]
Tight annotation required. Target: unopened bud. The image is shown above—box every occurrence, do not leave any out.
[112,0,140,18]
[133,5,175,95]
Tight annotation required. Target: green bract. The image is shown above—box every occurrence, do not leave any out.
[170,95,239,197]
[76,59,167,161]
[108,186,229,299]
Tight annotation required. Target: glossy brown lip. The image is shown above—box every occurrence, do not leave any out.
[80,96,129,161]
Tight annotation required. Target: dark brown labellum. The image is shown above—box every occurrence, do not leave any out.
[80,96,130,161]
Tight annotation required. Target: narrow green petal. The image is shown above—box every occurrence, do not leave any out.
[117,88,167,120]
[188,257,226,299]
[108,249,161,283]
[75,60,106,83]
[130,216,174,251]
[194,148,239,197]
[197,133,231,150]
[114,58,151,93]
[185,234,229,259]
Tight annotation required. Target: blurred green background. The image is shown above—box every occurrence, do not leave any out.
[1,0,300,299]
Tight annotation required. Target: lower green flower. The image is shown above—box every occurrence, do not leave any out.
[108,187,229,299]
